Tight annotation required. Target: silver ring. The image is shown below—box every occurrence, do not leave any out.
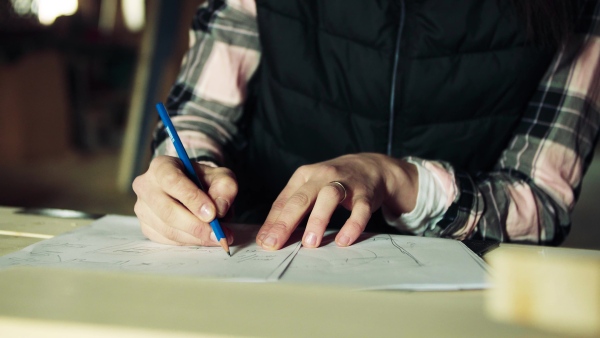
[329,181,347,203]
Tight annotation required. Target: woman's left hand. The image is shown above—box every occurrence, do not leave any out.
[256,153,419,250]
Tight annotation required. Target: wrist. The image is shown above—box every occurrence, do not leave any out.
[382,157,419,217]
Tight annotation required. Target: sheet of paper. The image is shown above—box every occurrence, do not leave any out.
[0,215,301,282]
[0,215,491,290]
[280,232,491,290]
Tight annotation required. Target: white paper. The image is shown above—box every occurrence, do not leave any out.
[280,232,491,290]
[0,215,301,282]
[0,215,491,290]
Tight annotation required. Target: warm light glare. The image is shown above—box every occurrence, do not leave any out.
[36,0,78,26]
[10,0,32,16]
[122,0,145,32]
[99,0,118,33]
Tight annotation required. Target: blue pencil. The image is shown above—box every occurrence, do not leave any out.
[155,102,230,256]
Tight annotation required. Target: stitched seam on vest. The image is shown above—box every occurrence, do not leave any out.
[257,4,389,52]
[410,45,545,61]
[409,114,519,128]
[266,69,353,116]
[253,117,310,161]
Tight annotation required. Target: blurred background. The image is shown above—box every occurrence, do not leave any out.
[0,0,598,250]
[0,0,201,213]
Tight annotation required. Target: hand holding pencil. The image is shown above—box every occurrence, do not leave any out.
[132,103,237,255]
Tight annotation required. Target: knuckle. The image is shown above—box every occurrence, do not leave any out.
[133,201,144,217]
[228,182,239,197]
[162,225,179,242]
[210,175,238,197]
[148,157,161,170]
[323,184,343,200]
[345,219,365,233]
[318,164,339,177]
[287,192,310,208]
[131,176,144,194]
[271,199,287,212]
[158,202,176,225]
[354,196,373,213]
[295,165,312,178]
[215,166,236,179]
[268,220,290,234]
[181,187,203,205]
[161,169,184,188]
[150,156,171,172]
[190,221,208,240]
[155,155,171,165]
[307,215,329,228]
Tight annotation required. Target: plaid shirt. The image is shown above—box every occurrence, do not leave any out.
[155,0,600,244]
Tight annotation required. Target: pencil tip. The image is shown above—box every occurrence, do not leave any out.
[227,251,231,257]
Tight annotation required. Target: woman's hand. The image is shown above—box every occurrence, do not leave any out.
[256,153,418,250]
[132,156,237,246]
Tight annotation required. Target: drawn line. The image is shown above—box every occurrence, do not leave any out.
[236,254,259,263]
[389,235,423,266]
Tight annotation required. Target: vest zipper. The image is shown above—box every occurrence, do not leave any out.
[387,0,406,156]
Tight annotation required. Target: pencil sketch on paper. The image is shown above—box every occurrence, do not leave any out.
[0,215,490,290]
[379,234,423,266]
[0,215,301,281]
[285,234,424,273]
[279,233,489,290]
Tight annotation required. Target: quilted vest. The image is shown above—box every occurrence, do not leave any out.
[233,0,555,225]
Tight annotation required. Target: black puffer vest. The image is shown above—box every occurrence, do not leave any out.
[233,0,555,225]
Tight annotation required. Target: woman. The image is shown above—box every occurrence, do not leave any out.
[133,0,600,250]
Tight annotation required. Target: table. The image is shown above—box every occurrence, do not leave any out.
[0,206,578,337]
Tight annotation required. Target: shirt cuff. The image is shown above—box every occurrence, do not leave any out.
[382,158,454,235]
[153,130,224,167]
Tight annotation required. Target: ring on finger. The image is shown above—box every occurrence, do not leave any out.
[329,181,347,203]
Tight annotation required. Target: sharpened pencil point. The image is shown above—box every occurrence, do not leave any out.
[218,237,231,257]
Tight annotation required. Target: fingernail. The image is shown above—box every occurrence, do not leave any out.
[261,234,277,249]
[209,231,218,243]
[200,204,215,222]
[303,232,317,247]
[215,198,229,217]
[337,235,351,247]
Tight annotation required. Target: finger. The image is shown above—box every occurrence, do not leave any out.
[153,157,217,223]
[135,200,215,246]
[139,200,234,246]
[256,182,301,243]
[141,221,186,246]
[259,169,311,229]
[137,185,216,243]
[220,226,235,245]
[201,166,238,218]
[303,183,346,248]
[335,196,372,247]
[258,184,319,250]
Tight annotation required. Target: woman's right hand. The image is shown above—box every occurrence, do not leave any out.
[132,156,237,246]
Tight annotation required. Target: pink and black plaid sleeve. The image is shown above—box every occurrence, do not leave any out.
[432,0,600,244]
[152,0,260,166]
